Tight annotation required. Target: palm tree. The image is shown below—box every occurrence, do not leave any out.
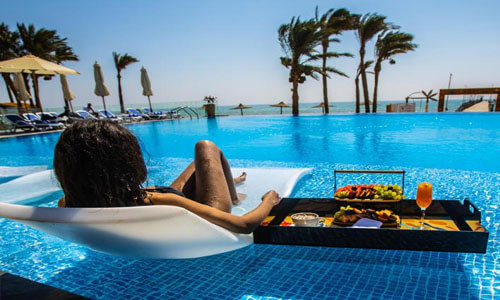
[354,13,396,113]
[17,23,78,110]
[113,52,139,113]
[373,31,417,112]
[422,90,437,112]
[315,7,356,114]
[355,60,373,113]
[278,17,323,116]
[0,23,21,105]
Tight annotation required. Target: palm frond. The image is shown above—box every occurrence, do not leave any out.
[113,52,139,72]
[324,66,349,78]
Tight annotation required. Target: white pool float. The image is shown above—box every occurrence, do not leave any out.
[0,167,310,259]
[0,165,47,178]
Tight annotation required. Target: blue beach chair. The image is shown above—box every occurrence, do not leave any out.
[4,114,41,132]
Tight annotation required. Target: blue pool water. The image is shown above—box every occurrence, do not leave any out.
[0,113,499,299]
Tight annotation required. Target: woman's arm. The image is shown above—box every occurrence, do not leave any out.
[152,190,280,234]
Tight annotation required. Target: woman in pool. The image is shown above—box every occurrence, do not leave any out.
[54,120,280,234]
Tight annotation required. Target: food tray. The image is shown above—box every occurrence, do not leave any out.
[253,198,489,253]
[333,170,405,203]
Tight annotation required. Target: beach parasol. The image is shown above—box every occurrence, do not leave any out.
[0,55,79,75]
[60,75,75,112]
[12,73,32,113]
[0,55,79,112]
[232,103,252,116]
[93,61,110,111]
[140,67,154,112]
[312,102,334,114]
[270,101,291,115]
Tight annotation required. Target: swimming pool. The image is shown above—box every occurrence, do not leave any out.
[0,113,499,299]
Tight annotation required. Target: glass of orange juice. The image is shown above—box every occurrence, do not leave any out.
[416,182,433,230]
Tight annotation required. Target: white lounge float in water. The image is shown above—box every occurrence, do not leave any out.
[0,167,310,259]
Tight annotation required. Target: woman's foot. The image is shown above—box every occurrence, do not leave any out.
[233,172,247,185]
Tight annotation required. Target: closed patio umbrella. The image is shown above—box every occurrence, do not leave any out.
[270,101,291,115]
[232,103,252,116]
[140,67,154,112]
[312,102,334,114]
[60,75,75,112]
[12,73,32,113]
[93,61,110,111]
[12,73,32,101]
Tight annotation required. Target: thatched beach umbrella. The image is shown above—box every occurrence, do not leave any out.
[0,54,79,112]
[93,61,110,111]
[270,101,291,115]
[140,67,154,111]
[60,75,75,111]
[312,102,334,114]
[232,103,252,116]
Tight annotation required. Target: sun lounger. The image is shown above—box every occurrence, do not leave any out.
[33,112,66,128]
[137,108,161,119]
[36,112,66,124]
[0,167,311,259]
[127,108,151,120]
[3,114,38,132]
[99,110,123,123]
[142,108,167,119]
[23,113,64,130]
[76,110,99,120]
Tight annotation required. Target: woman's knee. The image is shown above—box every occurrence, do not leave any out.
[195,140,218,153]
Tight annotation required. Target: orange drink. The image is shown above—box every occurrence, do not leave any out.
[416,182,433,230]
[416,182,433,209]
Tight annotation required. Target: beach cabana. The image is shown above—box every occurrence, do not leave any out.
[232,103,252,116]
[0,55,79,112]
[270,101,291,115]
[312,102,334,114]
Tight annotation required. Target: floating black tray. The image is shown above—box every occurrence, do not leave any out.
[253,198,489,253]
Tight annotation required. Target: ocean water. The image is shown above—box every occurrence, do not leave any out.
[0,113,499,299]
[34,99,470,117]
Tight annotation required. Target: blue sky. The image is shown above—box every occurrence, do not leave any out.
[1,0,500,109]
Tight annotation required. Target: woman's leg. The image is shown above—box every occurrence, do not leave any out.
[193,140,236,212]
[170,162,197,200]
[170,140,244,212]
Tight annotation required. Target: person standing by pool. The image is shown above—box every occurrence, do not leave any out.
[54,120,280,234]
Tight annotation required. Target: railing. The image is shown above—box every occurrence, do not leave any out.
[173,106,199,119]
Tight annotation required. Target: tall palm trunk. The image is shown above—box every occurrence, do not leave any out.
[372,61,381,113]
[2,74,14,103]
[31,73,43,112]
[117,72,125,113]
[355,75,360,113]
[292,76,299,116]
[359,45,371,113]
[321,42,329,114]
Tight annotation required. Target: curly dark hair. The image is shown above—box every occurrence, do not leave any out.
[54,120,148,207]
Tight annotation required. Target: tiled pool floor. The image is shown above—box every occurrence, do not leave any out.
[1,158,499,299]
